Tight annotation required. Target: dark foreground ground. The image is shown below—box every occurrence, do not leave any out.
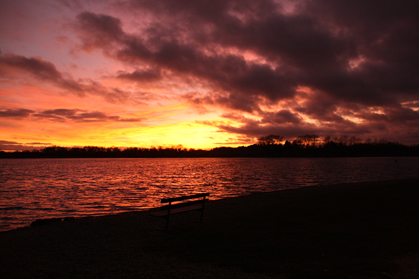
[1,179,418,278]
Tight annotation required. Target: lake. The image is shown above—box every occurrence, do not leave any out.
[1,157,419,232]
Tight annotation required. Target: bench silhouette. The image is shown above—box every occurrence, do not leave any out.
[150,193,210,230]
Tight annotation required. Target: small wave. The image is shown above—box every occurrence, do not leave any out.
[0,206,25,210]
[83,205,106,209]
[112,205,139,211]
[38,207,54,211]
[0,224,10,230]
[60,209,78,213]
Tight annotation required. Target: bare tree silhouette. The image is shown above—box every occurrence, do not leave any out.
[258,135,283,145]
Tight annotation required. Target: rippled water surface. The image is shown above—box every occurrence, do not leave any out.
[1,157,418,231]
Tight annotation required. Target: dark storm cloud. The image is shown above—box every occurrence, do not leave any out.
[207,119,314,140]
[34,109,106,122]
[74,0,419,143]
[182,91,261,113]
[380,107,419,123]
[0,53,85,95]
[117,68,162,82]
[33,109,141,122]
[294,92,347,123]
[301,0,419,101]
[76,1,419,105]
[0,140,51,151]
[0,52,158,104]
[0,107,141,122]
[75,10,298,107]
[208,115,373,142]
[261,110,302,125]
[0,108,34,118]
[76,12,125,52]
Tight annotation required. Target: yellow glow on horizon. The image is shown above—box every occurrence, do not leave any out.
[1,116,245,150]
[126,121,239,150]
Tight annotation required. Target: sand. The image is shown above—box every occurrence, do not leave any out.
[1,179,418,278]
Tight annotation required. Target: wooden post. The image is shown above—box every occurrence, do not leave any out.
[165,201,171,231]
[200,196,207,222]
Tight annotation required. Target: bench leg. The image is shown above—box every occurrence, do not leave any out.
[200,197,207,222]
[165,202,171,230]
[165,215,170,231]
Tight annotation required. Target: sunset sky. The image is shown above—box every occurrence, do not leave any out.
[1,0,419,151]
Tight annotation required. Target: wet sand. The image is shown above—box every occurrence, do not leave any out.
[1,179,418,278]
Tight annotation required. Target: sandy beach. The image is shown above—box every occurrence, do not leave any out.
[1,179,418,278]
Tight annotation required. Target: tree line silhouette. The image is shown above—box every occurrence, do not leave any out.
[1,134,419,158]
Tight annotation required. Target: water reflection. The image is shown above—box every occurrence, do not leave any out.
[1,157,418,231]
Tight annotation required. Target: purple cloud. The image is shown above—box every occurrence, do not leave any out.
[33,109,142,122]
[66,1,419,143]
[0,140,51,151]
[0,107,141,123]
[0,108,34,118]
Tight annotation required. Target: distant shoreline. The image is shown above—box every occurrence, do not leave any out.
[2,154,419,158]
[2,141,419,158]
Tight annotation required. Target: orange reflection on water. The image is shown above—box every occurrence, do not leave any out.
[2,157,419,231]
